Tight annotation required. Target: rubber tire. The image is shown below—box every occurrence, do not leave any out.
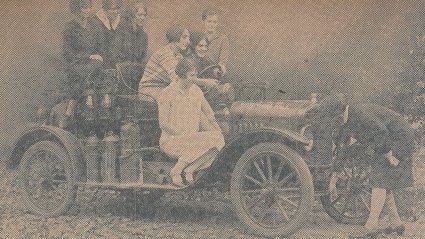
[230,142,314,238]
[19,141,77,217]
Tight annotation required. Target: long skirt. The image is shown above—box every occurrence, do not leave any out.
[370,131,415,190]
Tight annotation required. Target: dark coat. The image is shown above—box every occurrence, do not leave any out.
[63,19,93,65]
[113,23,148,64]
[344,104,415,189]
[63,19,102,99]
[111,22,148,94]
[89,14,123,68]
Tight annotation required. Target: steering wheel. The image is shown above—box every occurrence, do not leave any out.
[196,64,223,94]
[198,64,222,79]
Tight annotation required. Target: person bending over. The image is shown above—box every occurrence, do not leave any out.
[310,95,415,236]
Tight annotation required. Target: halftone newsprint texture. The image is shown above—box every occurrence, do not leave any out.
[1,0,425,238]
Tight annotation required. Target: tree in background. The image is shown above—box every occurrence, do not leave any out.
[392,5,425,145]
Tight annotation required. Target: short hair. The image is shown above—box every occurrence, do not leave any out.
[175,58,196,79]
[202,8,219,21]
[127,1,147,19]
[190,31,209,51]
[102,0,123,10]
[166,24,186,43]
[69,0,92,14]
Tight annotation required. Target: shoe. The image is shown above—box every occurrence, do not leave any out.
[349,227,382,239]
[384,224,405,236]
[184,171,194,184]
[170,173,185,187]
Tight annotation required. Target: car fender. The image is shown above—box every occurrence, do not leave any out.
[197,127,309,186]
[226,127,310,148]
[8,125,86,182]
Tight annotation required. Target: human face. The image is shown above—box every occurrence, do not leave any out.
[177,29,190,51]
[181,69,197,89]
[77,0,92,18]
[80,7,91,18]
[106,6,120,20]
[134,4,146,27]
[204,15,218,34]
[195,38,208,57]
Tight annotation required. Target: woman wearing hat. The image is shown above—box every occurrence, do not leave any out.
[310,95,414,236]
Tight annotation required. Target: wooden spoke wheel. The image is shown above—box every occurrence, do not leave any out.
[321,160,372,225]
[230,143,314,238]
[19,141,77,217]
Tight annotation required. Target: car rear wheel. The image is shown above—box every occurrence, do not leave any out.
[19,141,77,217]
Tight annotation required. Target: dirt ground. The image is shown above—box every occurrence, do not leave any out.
[1,160,425,239]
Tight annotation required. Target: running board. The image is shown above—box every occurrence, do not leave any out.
[77,182,184,190]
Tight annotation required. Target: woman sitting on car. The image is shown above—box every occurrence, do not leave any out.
[138,24,190,100]
[63,0,103,123]
[189,31,234,110]
[189,31,218,78]
[158,58,225,187]
[138,26,218,100]
[112,1,149,93]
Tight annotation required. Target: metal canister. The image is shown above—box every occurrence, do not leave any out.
[101,132,119,183]
[119,119,141,182]
[85,134,100,182]
[120,119,140,157]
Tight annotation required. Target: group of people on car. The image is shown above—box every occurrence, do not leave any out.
[63,0,227,187]
[63,0,415,236]
[64,0,228,103]
[63,0,148,120]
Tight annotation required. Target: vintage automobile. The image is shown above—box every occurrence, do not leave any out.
[7,64,372,238]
